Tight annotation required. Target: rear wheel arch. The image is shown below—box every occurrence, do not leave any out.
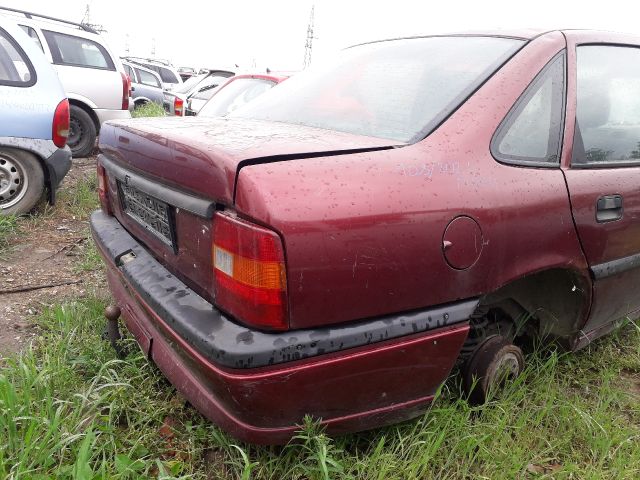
[68,99,100,133]
[68,102,99,157]
[468,268,592,351]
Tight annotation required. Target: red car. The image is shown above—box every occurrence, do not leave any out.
[92,30,640,444]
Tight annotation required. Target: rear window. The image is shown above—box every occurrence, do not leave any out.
[0,27,35,86]
[43,30,115,70]
[157,66,179,84]
[137,68,161,88]
[175,73,206,94]
[200,78,276,117]
[233,36,524,143]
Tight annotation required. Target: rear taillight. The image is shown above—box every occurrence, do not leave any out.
[212,212,288,330]
[174,97,184,116]
[52,99,70,148]
[121,72,131,110]
[97,163,112,215]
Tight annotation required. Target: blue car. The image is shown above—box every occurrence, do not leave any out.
[0,17,71,215]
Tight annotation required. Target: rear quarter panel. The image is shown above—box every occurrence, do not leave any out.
[236,32,590,329]
[56,65,123,110]
[0,20,65,140]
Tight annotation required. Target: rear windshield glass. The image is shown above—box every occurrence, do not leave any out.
[175,73,205,93]
[200,78,276,117]
[158,66,179,84]
[0,28,33,86]
[232,36,524,142]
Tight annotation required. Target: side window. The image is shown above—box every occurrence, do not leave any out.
[573,45,640,166]
[43,30,115,70]
[137,68,160,88]
[18,25,44,53]
[0,27,35,86]
[492,54,566,165]
[123,64,135,81]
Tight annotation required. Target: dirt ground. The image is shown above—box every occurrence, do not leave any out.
[0,157,105,359]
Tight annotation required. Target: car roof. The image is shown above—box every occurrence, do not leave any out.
[123,61,162,79]
[0,12,104,41]
[351,29,640,47]
[232,72,292,83]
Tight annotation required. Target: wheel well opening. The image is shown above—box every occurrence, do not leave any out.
[68,100,100,133]
[462,268,591,359]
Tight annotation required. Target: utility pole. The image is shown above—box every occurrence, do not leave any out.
[81,3,106,33]
[303,5,315,69]
[151,37,156,58]
[124,33,130,55]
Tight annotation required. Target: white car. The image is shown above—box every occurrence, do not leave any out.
[0,7,131,157]
[122,56,183,91]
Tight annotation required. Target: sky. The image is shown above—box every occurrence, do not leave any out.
[1,0,639,72]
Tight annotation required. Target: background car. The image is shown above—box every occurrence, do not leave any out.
[122,60,163,109]
[0,7,132,158]
[0,17,70,215]
[163,68,234,116]
[122,56,182,91]
[177,66,195,81]
[192,72,290,117]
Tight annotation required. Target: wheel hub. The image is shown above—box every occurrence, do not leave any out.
[487,352,521,387]
[67,117,84,148]
[0,154,27,209]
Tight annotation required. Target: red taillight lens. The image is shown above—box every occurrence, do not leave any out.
[97,163,112,215]
[52,99,70,148]
[213,212,288,330]
[121,72,130,110]
[174,97,184,116]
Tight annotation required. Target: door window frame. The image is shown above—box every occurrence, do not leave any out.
[570,42,640,169]
[0,26,36,87]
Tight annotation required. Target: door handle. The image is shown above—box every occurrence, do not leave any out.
[596,195,623,223]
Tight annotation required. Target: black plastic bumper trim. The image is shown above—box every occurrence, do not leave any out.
[43,146,71,204]
[91,210,478,369]
[99,154,216,219]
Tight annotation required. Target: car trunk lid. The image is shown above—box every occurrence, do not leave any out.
[98,117,399,322]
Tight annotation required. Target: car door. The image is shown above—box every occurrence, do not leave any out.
[562,36,640,345]
[134,67,163,104]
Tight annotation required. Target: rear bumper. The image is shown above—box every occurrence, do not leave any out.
[95,109,132,126]
[43,146,72,204]
[91,210,474,444]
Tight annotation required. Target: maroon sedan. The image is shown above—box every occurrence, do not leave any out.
[92,30,640,443]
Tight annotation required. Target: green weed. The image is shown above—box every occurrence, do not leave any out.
[0,214,19,251]
[0,296,638,479]
[132,102,166,118]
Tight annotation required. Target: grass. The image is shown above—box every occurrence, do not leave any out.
[132,102,166,118]
[0,295,638,479]
[2,163,639,478]
[55,172,100,219]
[0,214,19,252]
